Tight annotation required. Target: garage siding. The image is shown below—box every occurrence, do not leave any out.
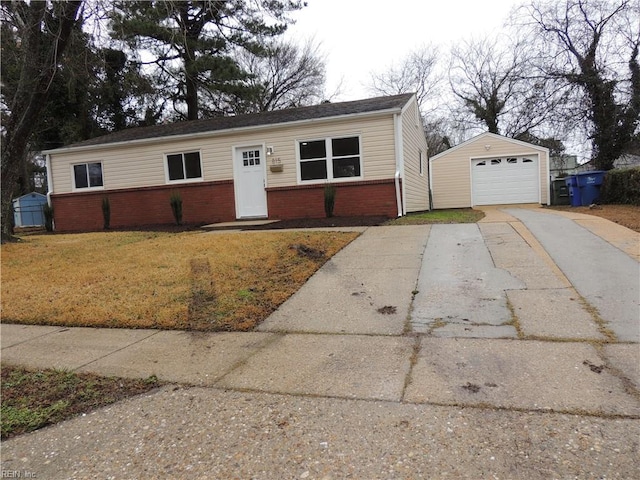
[430,133,549,209]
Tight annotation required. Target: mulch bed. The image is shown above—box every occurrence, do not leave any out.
[14,217,390,236]
[243,216,389,230]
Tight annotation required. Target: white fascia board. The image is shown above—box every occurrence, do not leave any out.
[43,107,403,156]
[400,94,417,114]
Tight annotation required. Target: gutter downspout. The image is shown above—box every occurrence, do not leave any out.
[427,150,433,210]
[45,154,54,230]
[45,154,53,206]
[393,113,403,217]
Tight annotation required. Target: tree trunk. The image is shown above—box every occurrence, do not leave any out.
[1,1,82,242]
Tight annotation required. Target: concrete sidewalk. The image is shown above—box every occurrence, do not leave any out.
[2,208,639,479]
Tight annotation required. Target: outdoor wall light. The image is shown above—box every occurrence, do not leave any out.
[484,144,491,151]
[266,146,274,156]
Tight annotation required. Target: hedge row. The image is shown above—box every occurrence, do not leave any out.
[600,167,640,206]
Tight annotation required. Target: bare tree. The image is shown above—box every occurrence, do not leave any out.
[367,45,452,154]
[522,0,640,170]
[368,45,441,115]
[448,35,558,138]
[1,0,83,242]
[217,38,327,114]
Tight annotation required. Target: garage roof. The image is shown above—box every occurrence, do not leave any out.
[430,132,549,162]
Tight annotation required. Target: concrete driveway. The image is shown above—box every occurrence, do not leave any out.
[2,206,638,479]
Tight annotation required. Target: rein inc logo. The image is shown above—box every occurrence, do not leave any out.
[1,471,36,478]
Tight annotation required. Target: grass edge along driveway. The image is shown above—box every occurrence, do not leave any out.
[1,230,358,332]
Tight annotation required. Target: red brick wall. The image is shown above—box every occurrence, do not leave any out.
[267,179,399,219]
[51,181,236,232]
[52,178,399,232]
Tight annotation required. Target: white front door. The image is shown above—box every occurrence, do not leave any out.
[234,146,268,218]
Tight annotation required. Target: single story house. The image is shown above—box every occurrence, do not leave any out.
[429,132,550,208]
[43,93,429,232]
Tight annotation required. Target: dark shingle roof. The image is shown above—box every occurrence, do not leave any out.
[56,93,414,151]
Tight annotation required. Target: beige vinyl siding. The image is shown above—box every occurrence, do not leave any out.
[400,99,429,212]
[270,114,396,187]
[50,114,397,194]
[430,153,472,209]
[430,134,549,209]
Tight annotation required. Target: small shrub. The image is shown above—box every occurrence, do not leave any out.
[601,168,640,205]
[324,184,336,218]
[170,191,183,225]
[102,197,111,229]
[43,203,54,232]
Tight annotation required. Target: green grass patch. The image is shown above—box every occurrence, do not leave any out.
[385,208,485,225]
[1,365,162,439]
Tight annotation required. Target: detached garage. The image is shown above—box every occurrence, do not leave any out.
[429,132,550,208]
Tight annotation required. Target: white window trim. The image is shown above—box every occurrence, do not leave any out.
[71,162,104,191]
[296,135,363,185]
[164,150,204,184]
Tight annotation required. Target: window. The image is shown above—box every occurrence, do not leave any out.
[507,158,518,164]
[242,150,261,166]
[73,162,103,189]
[476,161,486,166]
[419,150,424,175]
[299,136,361,182]
[166,151,202,182]
[491,159,502,165]
[523,158,534,163]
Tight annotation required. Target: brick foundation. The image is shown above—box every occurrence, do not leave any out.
[267,179,399,219]
[51,178,400,232]
[51,181,236,232]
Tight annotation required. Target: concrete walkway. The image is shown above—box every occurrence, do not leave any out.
[2,207,639,479]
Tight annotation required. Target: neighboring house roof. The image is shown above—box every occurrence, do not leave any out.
[45,93,415,154]
[614,154,640,168]
[576,153,640,171]
[429,132,549,162]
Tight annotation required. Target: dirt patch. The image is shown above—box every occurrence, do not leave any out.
[548,205,640,233]
[1,365,162,439]
[377,305,397,315]
[188,258,217,330]
[462,382,482,393]
[290,243,326,259]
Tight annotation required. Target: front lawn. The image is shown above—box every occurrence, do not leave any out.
[1,230,358,331]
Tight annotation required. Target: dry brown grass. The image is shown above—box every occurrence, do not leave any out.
[1,230,358,331]
[548,204,640,233]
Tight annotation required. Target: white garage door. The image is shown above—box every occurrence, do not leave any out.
[471,156,539,205]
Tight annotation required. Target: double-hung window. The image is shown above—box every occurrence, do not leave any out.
[166,151,202,182]
[299,136,361,182]
[73,162,103,189]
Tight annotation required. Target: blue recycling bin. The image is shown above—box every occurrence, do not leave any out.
[575,171,605,206]
[565,175,582,207]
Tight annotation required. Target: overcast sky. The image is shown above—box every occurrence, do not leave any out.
[286,0,523,101]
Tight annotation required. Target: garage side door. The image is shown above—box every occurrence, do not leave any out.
[472,156,539,206]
